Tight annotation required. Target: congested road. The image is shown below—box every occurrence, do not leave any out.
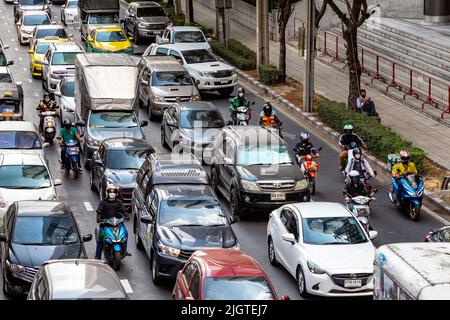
[0,1,445,300]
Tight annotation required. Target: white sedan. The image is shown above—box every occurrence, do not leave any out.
[267,202,378,298]
[61,0,79,26]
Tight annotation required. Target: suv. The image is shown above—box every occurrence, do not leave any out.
[41,42,84,94]
[131,153,239,284]
[14,0,51,23]
[123,1,171,44]
[210,126,310,218]
[137,56,200,120]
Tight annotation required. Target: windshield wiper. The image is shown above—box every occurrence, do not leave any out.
[324,242,344,245]
[171,224,205,227]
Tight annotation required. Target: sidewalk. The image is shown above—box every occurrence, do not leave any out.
[193,1,450,170]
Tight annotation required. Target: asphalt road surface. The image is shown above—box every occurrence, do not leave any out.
[0,1,445,300]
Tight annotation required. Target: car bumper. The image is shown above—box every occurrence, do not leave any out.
[238,189,310,210]
[196,75,237,90]
[31,63,43,76]
[20,33,32,44]
[305,272,374,297]
[150,100,176,115]
[154,250,187,280]
[138,28,165,38]
[48,76,62,92]
[3,269,34,296]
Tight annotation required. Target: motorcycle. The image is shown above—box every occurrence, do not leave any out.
[345,190,377,233]
[59,138,81,179]
[95,216,128,271]
[388,173,424,221]
[228,101,255,126]
[296,147,322,195]
[40,110,58,145]
[263,121,283,138]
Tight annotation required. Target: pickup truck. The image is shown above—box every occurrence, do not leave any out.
[155,26,211,51]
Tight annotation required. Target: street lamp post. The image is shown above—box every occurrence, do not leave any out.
[303,0,315,113]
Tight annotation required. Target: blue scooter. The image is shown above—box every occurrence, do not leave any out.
[96,216,128,271]
[64,139,81,179]
[388,173,424,221]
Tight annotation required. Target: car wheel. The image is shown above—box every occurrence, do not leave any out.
[89,170,96,191]
[230,187,244,218]
[161,126,169,149]
[134,27,141,45]
[134,218,144,250]
[296,266,309,298]
[268,237,278,266]
[151,252,162,285]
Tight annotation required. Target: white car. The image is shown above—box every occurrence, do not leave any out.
[147,44,237,97]
[16,10,51,45]
[61,0,79,25]
[155,26,211,51]
[0,151,61,220]
[267,202,378,297]
[55,76,76,123]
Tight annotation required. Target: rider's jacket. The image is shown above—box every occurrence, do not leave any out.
[391,162,417,176]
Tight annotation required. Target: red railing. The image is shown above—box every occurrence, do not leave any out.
[291,17,305,39]
[316,30,450,119]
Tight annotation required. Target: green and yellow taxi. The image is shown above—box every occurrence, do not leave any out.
[86,27,133,54]
[28,37,68,78]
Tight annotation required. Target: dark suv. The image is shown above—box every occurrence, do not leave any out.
[123,1,171,44]
[131,153,239,285]
[210,126,310,218]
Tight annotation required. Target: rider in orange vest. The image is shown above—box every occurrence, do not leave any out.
[258,102,282,128]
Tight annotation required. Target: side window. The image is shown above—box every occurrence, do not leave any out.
[149,193,158,216]
[169,50,182,63]
[287,213,299,240]
[167,107,175,119]
[45,50,52,63]
[144,190,155,210]
[156,47,168,56]
[280,208,290,228]
[183,263,196,287]
[189,271,201,299]
[225,140,236,162]
[89,30,96,40]
[37,278,48,300]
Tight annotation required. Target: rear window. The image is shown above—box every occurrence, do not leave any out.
[23,14,51,26]
[36,42,50,54]
[36,29,67,39]
[51,52,79,65]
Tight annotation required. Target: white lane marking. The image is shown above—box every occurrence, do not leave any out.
[10,38,15,42]
[120,279,133,293]
[14,48,18,51]
[422,206,449,224]
[83,201,94,212]
[22,67,27,71]
[7,30,11,33]
[28,79,32,83]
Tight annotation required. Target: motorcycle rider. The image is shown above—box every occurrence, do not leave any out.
[339,124,366,171]
[258,102,282,130]
[343,170,369,212]
[293,131,319,157]
[59,119,81,170]
[228,87,251,124]
[95,184,131,260]
[391,150,418,204]
[36,92,56,133]
[345,147,375,179]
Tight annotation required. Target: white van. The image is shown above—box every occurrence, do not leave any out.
[374,242,450,300]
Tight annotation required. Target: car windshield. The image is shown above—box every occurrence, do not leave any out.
[67,1,78,8]
[151,71,193,87]
[12,215,79,246]
[137,7,166,17]
[96,30,127,42]
[89,15,119,24]
[0,131,41,149]
[106,148,152,170]
[0,51,7,66]
[159,198,226,227]
[182,50,216,64]
[0,165,51,189]
[23,14,50,26]
[0,73,12,83]
[36,29,67,39]
[20,0,46,5]
[0,101,19,113]
[51,52,78,65]
[62,81,74,97]
[238,143,293,166]
[89,112,138,128]
[203,276,275,300]
[179,110,223,129]
[302,217,368,245]
[174,31,206,43]
[36,42,51,54]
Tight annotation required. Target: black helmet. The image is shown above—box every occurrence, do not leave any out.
[63,119,72,130]
[263,102,272,116]
[237,87,245,99]
[43,92,50,100]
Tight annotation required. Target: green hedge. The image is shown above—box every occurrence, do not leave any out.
[227,39,256,62]
[258,64,284,85]
[211,41,256,70]
[317,100,426,173]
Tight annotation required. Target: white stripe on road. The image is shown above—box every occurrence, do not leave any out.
[83,201,94,212]
[120,279,133,293]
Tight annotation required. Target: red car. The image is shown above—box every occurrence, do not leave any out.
[172,249,289,300]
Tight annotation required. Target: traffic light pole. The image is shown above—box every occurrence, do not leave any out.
[303,0,315,113]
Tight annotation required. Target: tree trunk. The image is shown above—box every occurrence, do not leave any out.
[343,26,361,111]
[278,21,287,83]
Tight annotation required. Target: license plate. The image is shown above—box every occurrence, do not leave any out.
[1,112,13,116]
[69,147,79,154]
[220,79,229,84]
[271,192,286,201]
[344,279,362,288]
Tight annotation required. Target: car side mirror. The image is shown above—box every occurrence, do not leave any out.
[280,295,290,301]
[54,91,61,98]
[369,230,378,240]
[141,216,154,224]
[223,157,233,165]
[140,120,148,127]
[52,21,56,25]
[229,216,240,224]
[54,179,62,186]
[251,101,255,105]
[282,233,296,244]
[7,60,14,66]
[42,142,51,148]
[62,4,65,8]
[69,34,73,39]
[128,36,134,41]
[75,120,86,127]
[166,119,176,126]
[28,48,34,54]
[41,60,48,65]
[16,22,20,26]
[82,234,93,242]
[0,234,6,242]
[141,80,149,87]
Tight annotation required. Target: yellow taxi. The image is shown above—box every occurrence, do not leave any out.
[86,27,133,54]
[28,37,68,78]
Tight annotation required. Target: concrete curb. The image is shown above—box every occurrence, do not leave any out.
[235,68,450,219]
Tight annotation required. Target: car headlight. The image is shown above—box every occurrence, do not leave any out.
[294,179,309,190]
[240,180,259,191]
[138,22,149,28]
[6,261,27,276]
[50,73,61,80]
[0,197,6,208]
[198,71,212,77]
[307,261,326,275]
[87,136,100,147]
[158,240,180,257]
[151,95,165,103]
[191,94,200,101]
[47,121,54,127]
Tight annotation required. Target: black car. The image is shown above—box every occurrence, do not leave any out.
[161,102,225,164]
[90,137,155,209]
[0,201,92,295]
[132,153,239,284]
[210,126,310,218]
[123,1,171,44]
[424,226,450,242]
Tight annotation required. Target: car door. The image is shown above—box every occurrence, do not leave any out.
[273,207,291,268]
[188,266,201,300]
[283,211,301,275]
[1,205,15,264]
[169,49,183,65]
[221,137,236,192]
[36,276,49,300]
[174,262,197,299]
[142,189,157,256]
[276,207,299,274]
[140,66,151,104]
[42,49,52,82]
[165,107,178,149]
[155,47,169,57]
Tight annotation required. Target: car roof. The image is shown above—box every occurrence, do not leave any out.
[176,101,217,111]
[35,25,65,30]
[155,184,215,199]
[102,137,150,150]
[49,42,83,52]
[192,249,268,278]
[290,202,353,219]
[94,26,124,32]
[23,10,50,16]
[0,121,38,131]
[170,26,203,32]
[0,151,45,166]
[41,259,128,300]
[142,56,185,71]
[16,201,70,216]
[224,125,283,144]
[37,37,68,44]
[131,1,162,8]
[157,43,208,52]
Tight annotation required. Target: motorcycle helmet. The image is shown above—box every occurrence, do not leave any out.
[299,131,310,143]
[43,92,51,103]
[263,102,272,116]
[349,170,360,184]
[344,124,353,135]
[63,119,72,130]
[237,87,245,99]
[106,184,119,200]
[399,149,410,164]
[353,147,361,159]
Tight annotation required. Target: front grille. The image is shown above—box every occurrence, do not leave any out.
[258,181,296,191]
[160,170,200,178]
[329,289,373,294]
[331,273,373,287]
[164,96,191,103]
[24,267,38,282]
[210,70,232,78]
[178,249,195,260]
[147,24,166,30]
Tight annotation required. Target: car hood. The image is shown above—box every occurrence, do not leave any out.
[151,85,197,97]
[139,16,169,24]
[95,41,131,51]
[88,127,144,142]
[304,243,375,272]
[20,5,47,11]
[0,187,55,205]
[236,164,303,182]
[104,168,138,188]
[189,61,232,73]
[21,25,36,33]
[65,8,78,15]
[60,95,75,110]
[178,128,221,144]
[9,243,81,268]
[158,225,237,251]
[173,42,210,51]
[88,23,121,32]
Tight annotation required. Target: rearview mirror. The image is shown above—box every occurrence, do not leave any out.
[141,216,154,224]
[7,60,14,66]
[140,120,148,127]
[42,142,51,148]
[0,234,6,242]
[82,234,93,242]
[54,179,62,186]
[282,233,296,244]
[369,230,378,240]
[229,216,240,224]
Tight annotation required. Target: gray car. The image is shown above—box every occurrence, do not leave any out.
[27,259,129,300]
[14,0,51,23]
